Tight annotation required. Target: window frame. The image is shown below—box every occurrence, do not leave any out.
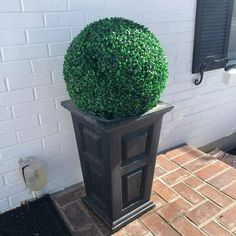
[226,0,236,69]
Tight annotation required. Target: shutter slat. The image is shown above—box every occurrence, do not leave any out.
[192,0,234,74]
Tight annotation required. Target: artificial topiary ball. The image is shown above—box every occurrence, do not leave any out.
[63,17,168,119]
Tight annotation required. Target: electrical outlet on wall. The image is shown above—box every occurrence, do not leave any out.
[19,157,48,199]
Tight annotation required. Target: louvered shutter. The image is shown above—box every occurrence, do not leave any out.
[192,0,234,75]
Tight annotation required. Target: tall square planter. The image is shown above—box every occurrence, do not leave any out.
[62,100,173,231]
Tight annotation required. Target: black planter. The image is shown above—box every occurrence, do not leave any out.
[61,100,173,231]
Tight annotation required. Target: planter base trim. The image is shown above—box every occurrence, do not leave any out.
[83,197,154,232]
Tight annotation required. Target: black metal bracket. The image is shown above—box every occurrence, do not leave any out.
[194,62,207,86]
[225,64,236,71]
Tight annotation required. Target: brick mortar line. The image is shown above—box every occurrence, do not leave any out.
[192,164,232,178]
[183,200,212,229]
[156,166,188,181]
[195,179,236,203]
[214,200,236,231]
[197,201,236,230]
[171,151,207,164]
[181,158,218,173]
[160,144,197,160]
[59,198,81,209]
[154,175,208,211]
[151,191,168,205]
[230,226,236,234]
[156,175,207,205]
[157,159,216,191]
[166,147,196,159]
[162,151,221,175]
[185,198,209,214]
[54,201,77,233]
[167,175,202,188]
[205,167,236,188]
[147,211,182,236]
[173,181,235,230]
[197,191,235,210]
[172,215,208,236]
[73,199,104,235]
[180,160,233,185]
[158,167,236,223]
[155,155,203,176]
[185,180,206,190]
[221,178,236,191]
[212,220,235,236]
[138,220,155,236]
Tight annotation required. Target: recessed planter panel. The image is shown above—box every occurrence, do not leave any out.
[121,127,150,165]
[122,167,146,208]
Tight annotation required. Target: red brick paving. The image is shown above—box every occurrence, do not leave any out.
[150,193,166,209]
[183,154,216,172]
[161,168,190,186]
[202,221,232,236]
[198,185,233,208]
[156,155,178,171]
[157,198,191,223]
[217,205,236,230]
[154,166,167,178]
[152,179,178,202]
[173,182,205,205]
[186,201,221,226]
[194,161,229,180]
[222,181,236,200]
[171,149,205,165]
[123,220,152,236]
[172,217,205,236]
[164,144,194,159]
[53,145,236,235]
[208,168,236,189]
[183,176,204,188]
[141,213,180,236]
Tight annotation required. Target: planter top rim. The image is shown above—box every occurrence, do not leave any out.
[61,100,173,127]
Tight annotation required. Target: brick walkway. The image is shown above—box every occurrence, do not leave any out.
[53,145,236,236]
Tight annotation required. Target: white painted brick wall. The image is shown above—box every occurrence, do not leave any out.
[32,57,64,73]
[0,30,26,46]
[13,99,55,118]
[7,72,51,91]
[0,133,18,149]
[34,84,67,99]
[17,123,58,143]
[45,12,86,27]
[0,107,12,121]
[23,0,68,12]
[4,170,21,185]
[0,61,31,76]
[0,79,6,92]
[3,45,49,61]
[0,115,38,136]
[0,13,44,29]
[0,89,34,106]
[28,28,71,44]
[1,0,236,213]
[49,42,69,57]
[0,0,21,12]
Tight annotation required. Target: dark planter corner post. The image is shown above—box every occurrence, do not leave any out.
[62,100,173,231]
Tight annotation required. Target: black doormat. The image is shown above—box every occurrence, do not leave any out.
[0,194,72,236]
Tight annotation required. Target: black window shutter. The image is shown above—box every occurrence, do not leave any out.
[192,0,234,78]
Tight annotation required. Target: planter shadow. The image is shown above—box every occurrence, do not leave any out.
[62,100,173,232]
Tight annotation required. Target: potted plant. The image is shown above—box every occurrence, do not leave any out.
[62,17,173,231]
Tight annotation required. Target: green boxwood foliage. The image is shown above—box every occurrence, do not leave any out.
[63,17,168,119]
